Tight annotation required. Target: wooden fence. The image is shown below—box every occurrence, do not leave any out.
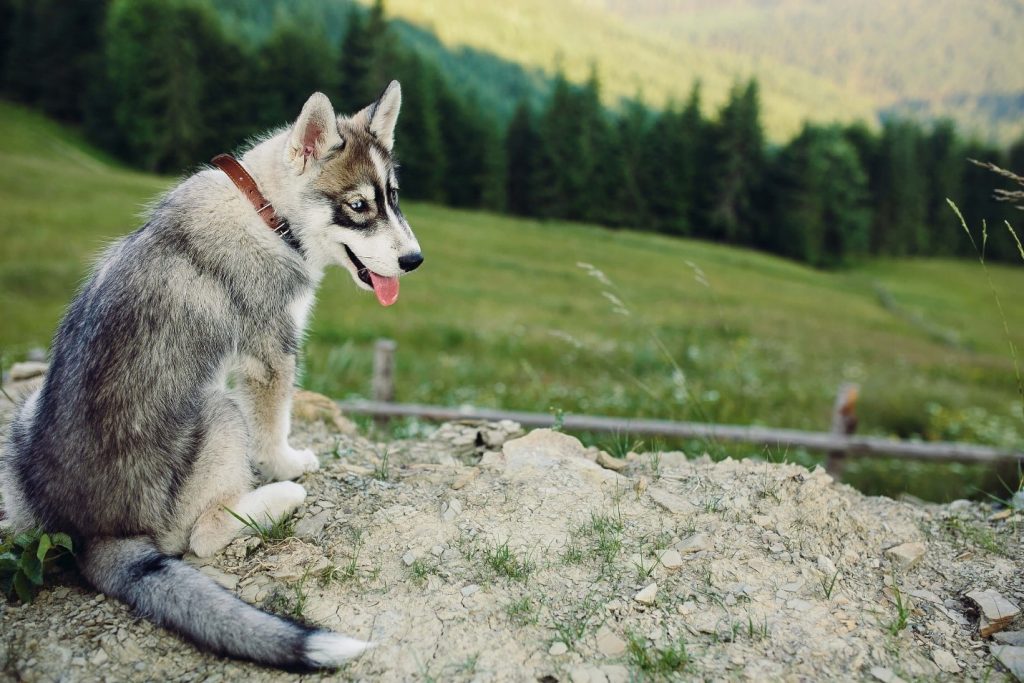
[339,339,1024,477]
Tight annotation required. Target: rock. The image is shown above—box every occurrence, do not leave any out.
[657,549,683,569]
[675,533,711,554]
[595,626,627,657]
[816,555,837,576]
[89,649,108,667]
[549,641,568,656]
[451,468,479,490]
[647,487,697,515]
[595,451,627,472]
[294,511,330,540]
[441,498,463,521]
[992,645,1024,681]
[994,632,1024,646]
[198,566,239,591]
[931,649,960,674]
[460,584,479,597]
[600,665,629,683]
[966,590,1021,637]
[869,666,907,683]
[884,542,926,569]
[291,389,357,435]
[634,583,657,604]
[402,551,417,567]
[501,429,622,485]
[570,665,608,683]
[9,361,48,380]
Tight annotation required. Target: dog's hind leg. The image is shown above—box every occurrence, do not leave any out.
[158,389,308,558]
[239,352,320,482]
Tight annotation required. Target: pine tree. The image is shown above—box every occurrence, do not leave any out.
[922,119,965,256]
[505,100,542,216]
[766,124,870,266]
[257,19,336,130]
[392,52,445,201]
[705,80,766,244]
[871,119,928,255]
[337,6,373,113]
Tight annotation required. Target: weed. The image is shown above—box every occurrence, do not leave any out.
[632,553,656,581]
[483,540,534,581]
[606,431,643,460]
[647,451,662,478]
[266,570,310,620]
[223,506,295,543]
[626,632,690,676]
[550,406,566,432]
[747,614,769,640]
[944,516,1006,556]
[0,529,74,602]
[506,596,537,625]
[819,569,840,599]
[703,496,724,514]
[321,528,364,585]
[887,578,910,635]
[560,539,585,565]
[409,558,437,585]
[373,448,391,481]
[551,596,599,648]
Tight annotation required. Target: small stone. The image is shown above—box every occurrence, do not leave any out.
[549,641,569,656]
[198,566,239,591]
[294,511,330,540]
[992,645,1024,680]
[657,549,683,569]
[600,664,629,683]
[402,551,417,567]
[931,649,960,674]
[884,542,926,569]
[648,487,696,515]
[430,545,445,557]
[441,498,463,521]
[634,582,658,604]
[869,666,907,683]
[451,468,479,490]
[966,589,1020,637]
[595,626,627,657]
[989,509,1012,521]
[994,631,1024,646]
[816,555,837,576]
[460,584,480,597]
[90,649,109,666]
[675,533,711,554]
[596,451,628,472]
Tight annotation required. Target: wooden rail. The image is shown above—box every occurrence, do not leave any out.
[337,398,1024,466]
[357,339,1023,470]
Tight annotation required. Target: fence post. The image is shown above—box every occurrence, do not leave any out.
[826,383,859,480]
[371,339,397,428]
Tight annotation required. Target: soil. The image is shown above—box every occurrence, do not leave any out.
[1,384,1022,682]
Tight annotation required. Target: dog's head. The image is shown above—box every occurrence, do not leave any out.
[283,83,421,306]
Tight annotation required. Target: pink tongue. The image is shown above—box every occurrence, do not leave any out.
[367,271,400,306]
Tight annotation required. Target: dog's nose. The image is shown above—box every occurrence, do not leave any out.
[398,251,424,272]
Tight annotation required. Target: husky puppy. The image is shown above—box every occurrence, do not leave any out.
[0,83,421,668]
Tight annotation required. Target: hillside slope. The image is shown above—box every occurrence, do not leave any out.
[592,0,1024,142]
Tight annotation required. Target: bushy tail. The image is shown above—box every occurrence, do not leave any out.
[78,537,371,669]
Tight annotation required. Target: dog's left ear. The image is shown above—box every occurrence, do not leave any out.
[353,81,402,152]
[286,92,342,174]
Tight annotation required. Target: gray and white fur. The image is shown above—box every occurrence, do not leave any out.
[0,83,421,669]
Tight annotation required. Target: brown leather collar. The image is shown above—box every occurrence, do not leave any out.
[211,153,301,253]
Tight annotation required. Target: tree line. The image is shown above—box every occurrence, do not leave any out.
[2,0,1022,265]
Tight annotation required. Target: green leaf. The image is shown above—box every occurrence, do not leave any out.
[0,553,18,574]
[13,532,35,549]
[36,534,52,564]
[51,533,74,553]
[13,572,33,602]
[20,553,43,585]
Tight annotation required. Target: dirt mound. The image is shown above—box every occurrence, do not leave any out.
[2,407,1022,681]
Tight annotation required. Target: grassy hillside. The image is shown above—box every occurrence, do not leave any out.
[361,0,876,140]
[2,102,1023,501]
[593,0,1024,143]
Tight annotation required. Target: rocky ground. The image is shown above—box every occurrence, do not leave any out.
[1,373,1022,682]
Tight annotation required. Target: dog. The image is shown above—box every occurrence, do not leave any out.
[0,82,421,669]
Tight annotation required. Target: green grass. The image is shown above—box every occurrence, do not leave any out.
[626,632,692,677]
[222,507,296,543]
[2,101,1023,501]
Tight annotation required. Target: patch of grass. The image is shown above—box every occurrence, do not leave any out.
[373,448,391,481]
[409,558,439,585]
[819,569,841,600]
[943,516,1007,556]
[0,529,74,602]
[223,506,295,543]
[506,596,537,625]
[747,614,769,640]
[320,528,365,586]
[560,539,585,565]
[626,632,691,677]
[551,596,600,649]
[483,540,534,581]
[265,570,310,620]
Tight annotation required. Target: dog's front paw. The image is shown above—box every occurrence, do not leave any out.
[277,446,321,480]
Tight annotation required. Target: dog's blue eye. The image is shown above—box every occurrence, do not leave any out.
[348,199,367,212]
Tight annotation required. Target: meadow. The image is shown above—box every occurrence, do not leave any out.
[2,101,1022,501]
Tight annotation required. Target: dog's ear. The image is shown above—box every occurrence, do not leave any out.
[350,81,402,152]
[286,92,342,174]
